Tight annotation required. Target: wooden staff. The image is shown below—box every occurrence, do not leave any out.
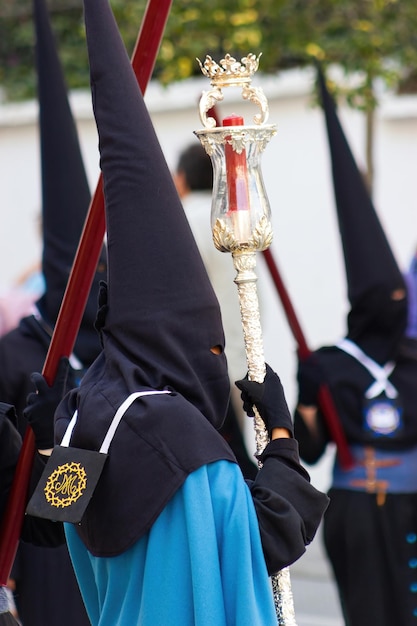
[262,248,353,469]
[0,0,173,585]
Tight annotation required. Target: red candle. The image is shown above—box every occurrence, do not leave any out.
[222,114,250,212]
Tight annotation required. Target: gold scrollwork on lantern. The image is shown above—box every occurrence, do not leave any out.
[197,53,270,129]
[212,215,273,253]
[195,126,277,155]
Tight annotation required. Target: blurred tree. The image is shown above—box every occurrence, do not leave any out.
[1,0,417,183]
[2,0,417,101]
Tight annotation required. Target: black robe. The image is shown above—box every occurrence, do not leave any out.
[0,316,90,626]
[295,339,417,626]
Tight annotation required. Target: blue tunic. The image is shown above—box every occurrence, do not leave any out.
[65,460,277,625]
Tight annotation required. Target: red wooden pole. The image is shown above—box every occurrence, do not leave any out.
[262,248,353,469]
[262,249,310,361]
[0,0,173,585]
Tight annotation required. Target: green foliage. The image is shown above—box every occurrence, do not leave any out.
[1,0,417,108]
[0,2,89,100]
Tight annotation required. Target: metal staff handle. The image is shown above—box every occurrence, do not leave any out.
[232,249,297,626]
[195,54,296,623]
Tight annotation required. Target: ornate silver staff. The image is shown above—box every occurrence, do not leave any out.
[194,53,297,626]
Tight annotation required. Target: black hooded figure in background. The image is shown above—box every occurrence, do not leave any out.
[294,68,417,626]
[0,0,106,623]
[22,0,328,624]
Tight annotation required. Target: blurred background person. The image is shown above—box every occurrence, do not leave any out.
[294,68,417,626]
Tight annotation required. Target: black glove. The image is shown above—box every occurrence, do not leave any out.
[235,364,293,437]
[23,357,72,450]
[297,354,325,406]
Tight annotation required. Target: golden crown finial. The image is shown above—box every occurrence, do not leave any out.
[196,52,269,129]
[197,53,261,88]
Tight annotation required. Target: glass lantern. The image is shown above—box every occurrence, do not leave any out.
[195,121,276,251]
[194,53,276,253]
[194,55,297,626]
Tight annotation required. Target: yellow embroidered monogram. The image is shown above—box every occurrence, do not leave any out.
[44,462,87,508]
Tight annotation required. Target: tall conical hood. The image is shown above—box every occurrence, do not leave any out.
[317,67,405,306]
[33,0,107,365]
[53,0,235,555]
[317,67,407,361]
[82,0,229,427]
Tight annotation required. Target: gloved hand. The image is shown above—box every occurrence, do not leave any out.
[297,354,325,406]
[235,364,293,437]
[23,356,72,450]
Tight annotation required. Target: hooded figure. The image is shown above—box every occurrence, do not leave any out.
[30,1,329,624]
[0,0,106,623]
[317,66,408,365]
[294,68,417,626]
[33,0,108,371]
[0,0,107,421]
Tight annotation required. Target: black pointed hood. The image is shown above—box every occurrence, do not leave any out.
[317,67,407,360]
[81,0,230,427]
[54,0,235,556]
[33,0,107,366]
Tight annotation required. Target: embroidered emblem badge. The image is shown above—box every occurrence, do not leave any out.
[363,396,403,436]
[44,461,87,508]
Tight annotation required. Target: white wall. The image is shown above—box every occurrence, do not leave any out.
[1,68,416,490]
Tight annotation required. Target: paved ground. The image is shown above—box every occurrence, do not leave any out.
[288,524,345,626]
